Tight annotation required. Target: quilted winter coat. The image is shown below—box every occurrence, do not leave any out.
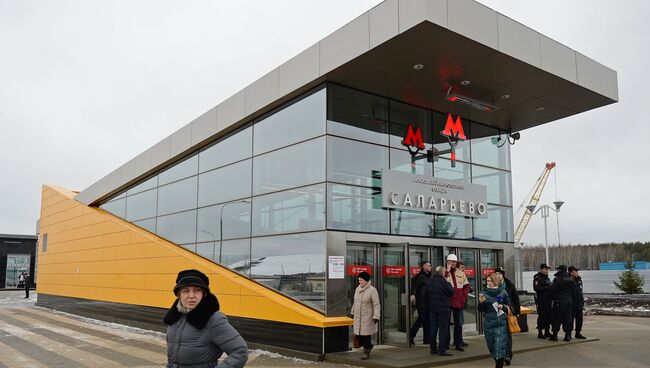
[478,287,511,360]
[351,281,381,336]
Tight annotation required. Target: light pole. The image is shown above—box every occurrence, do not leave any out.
[219,199,250,264]
[199,229,217,260]
[526,200,564,267]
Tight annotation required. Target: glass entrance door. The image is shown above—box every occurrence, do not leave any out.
[379,244,410,347]
[457,248,478,334]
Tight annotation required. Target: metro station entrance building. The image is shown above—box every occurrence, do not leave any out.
[36,0,617,357]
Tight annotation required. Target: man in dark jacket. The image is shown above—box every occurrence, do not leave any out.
[569,266,586,339]
[24,273,31,298]
[495,266,520,365]
[548,265,576,341]
[533,263,552,338]
[409,261,432,345]
[425,266,455,356]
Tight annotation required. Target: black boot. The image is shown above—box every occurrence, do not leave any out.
[537,329,545,339]
[544,328,552,338]
[564,334,571,342]
[495,358,505,368]
[575,332,586,339]
[549,333,558,341]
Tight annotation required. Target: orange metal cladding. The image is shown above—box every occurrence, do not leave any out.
[37,185,350,328]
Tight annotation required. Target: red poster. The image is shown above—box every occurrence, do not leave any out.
[347,265,373,276]
[481,268,495,277]
[383,265,406,277]
[410,266,421,277]
[464,268,475,277]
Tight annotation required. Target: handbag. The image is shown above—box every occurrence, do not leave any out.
[506,306,521,334]
[352,334,361,349]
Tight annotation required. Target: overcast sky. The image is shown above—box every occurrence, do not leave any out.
[1,0,648,246]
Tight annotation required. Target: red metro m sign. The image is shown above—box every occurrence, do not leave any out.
[401,113,466,168]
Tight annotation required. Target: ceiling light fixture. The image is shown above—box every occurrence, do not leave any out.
[460,80,471,86]
[535,106,545,111]
[501,94,511,100]
[445,86,498,113]
[413,63,424,70]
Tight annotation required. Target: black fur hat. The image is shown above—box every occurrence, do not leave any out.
[173,269,210,296]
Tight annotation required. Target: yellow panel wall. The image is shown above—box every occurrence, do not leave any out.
[38,185,350,328]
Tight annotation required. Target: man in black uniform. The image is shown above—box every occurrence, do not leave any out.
[24,272,31,298]
[533,263,552,339]
[548,265,576,341]
[409,261,432,345]
[569,266,586,339]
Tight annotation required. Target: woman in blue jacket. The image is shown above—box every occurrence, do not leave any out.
[478,273,511,368]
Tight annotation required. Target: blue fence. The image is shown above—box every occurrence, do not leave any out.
[599,261,650,270]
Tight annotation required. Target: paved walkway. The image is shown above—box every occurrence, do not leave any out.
[0,291,648,367]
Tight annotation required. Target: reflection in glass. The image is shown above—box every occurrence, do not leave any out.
[157,176,198,215]
[253,137,325,195]
[252,184,325,236]
[433,111,470,162]
[220,239,251,276]
[390,148,433,177]
[327,184,389,233]
[133,218,156,233]
[101,198,126,218]
[327,136,388,187]
[434,159,470,181]
[327,84,388,145]
[391,209,434,237]
[470,123,511,170]
[158,155,198,186]
[197,201,251,242]
[199,127,252,173]
[389,100,432,150]
[250,231,325,310]
[471,165,512,206]
[434,215,472,239]
[196,242,216,262]
[473,205,513,242]
[156,210,197,245]
[126,176,157,196]
[198,159,252,207]
[126,189,157,221]
[253,88,325,155]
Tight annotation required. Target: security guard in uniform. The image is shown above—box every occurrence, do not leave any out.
[548,265,576,341]
[533,263,552,339]
[569,266,586,339]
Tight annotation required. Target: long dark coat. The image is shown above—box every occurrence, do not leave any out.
[478,287,510,360]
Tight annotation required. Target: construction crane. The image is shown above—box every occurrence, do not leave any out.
[513,162,556,246]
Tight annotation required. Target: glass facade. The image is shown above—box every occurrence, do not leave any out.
[100,83,513,310]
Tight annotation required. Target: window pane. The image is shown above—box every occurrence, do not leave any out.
[471,165,512,206]
[253,137,325,195]
[433,111,470,162]
[389,101,433,150]
[198,159,252,207]
[327,136,388,187]
[126,189,157,221]
[156,210,197,244]
[391,209,434,237]
[252,184,325,236]
[133,218,156,233]
[219,239,251,276]
[199,127,252,173]
[390,148,433,177]
[101,198,126,218]
[474,206,513,242]
[327,184,389,233]
[157,176,198,215]
[434,215,473,239]
[197,201,251,242]
[253,88,325,155]
[159,155,198,186]
[197,242,217,262]
[434,159,471,181]
[127,176,157,196]
[327,84,388,145]
[470,123,511,170]
[251,232,325,310]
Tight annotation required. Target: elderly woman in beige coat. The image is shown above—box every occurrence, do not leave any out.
[351,271,380,360]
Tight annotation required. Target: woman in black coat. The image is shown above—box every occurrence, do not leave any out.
[164,269,248,368]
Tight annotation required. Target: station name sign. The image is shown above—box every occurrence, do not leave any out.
[381,169,488,218]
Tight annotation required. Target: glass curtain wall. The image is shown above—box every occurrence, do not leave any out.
[326,83,513,242]
[100,87,327,310]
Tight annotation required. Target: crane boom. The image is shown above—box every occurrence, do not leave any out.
[513,162,556,246]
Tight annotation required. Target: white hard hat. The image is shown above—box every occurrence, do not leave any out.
[446,254,458,262]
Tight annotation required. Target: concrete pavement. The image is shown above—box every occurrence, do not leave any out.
[0,290,648,367]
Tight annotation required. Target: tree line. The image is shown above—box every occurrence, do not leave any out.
[521,242,650,271]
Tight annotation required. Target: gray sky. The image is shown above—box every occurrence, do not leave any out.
[1,0,648,246]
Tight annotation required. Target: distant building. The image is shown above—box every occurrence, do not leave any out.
[600,261,650,271]
[1,234,37,288]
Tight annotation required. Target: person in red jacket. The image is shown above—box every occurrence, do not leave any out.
[444,254,470,351]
